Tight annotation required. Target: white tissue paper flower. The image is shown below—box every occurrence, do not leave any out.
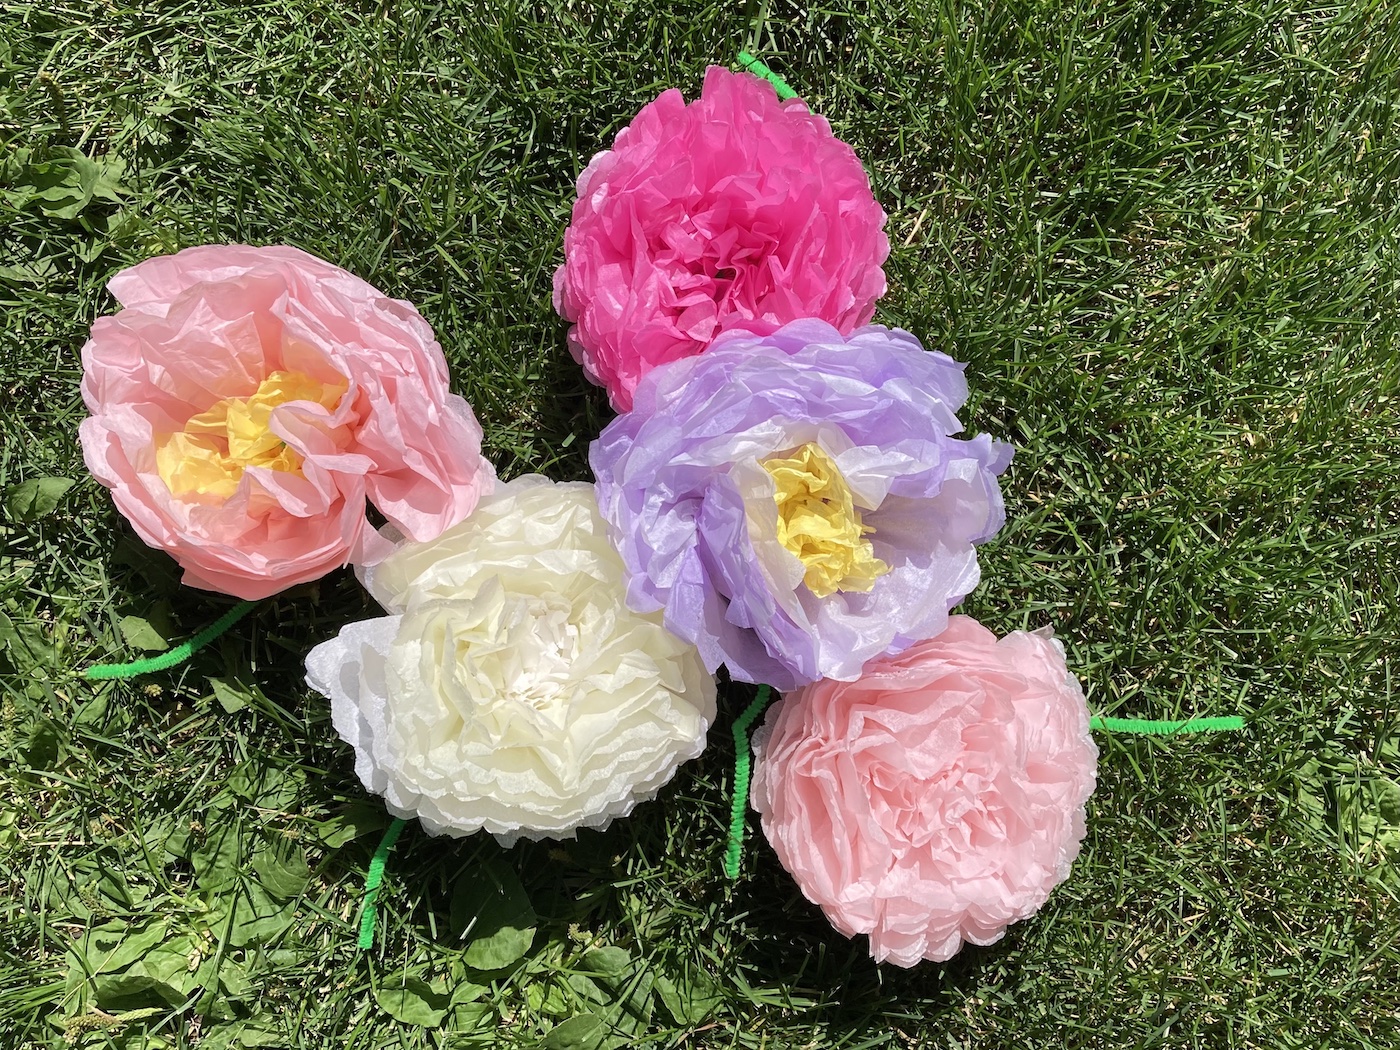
[305,475,717,844]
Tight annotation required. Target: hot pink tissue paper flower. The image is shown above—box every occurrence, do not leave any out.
[79,244,495,600]
[750,616,1098,967]
[553,65,890,412]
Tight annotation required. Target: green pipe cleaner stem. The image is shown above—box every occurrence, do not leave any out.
[736,51,798,100]
[724,684,773,879]
[83,601,259,680]
[1091,715,1244,735]
[357,818,407,950]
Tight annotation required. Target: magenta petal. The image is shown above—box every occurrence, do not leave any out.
[555,67,890,412]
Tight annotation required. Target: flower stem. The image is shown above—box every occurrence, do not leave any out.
[83,601,259,680]
[1091,715,1244,735]
[736,51,798,100]
[357,818,408,950]
[724,685,774,879]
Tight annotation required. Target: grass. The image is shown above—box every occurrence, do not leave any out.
[2,0,1399,1046]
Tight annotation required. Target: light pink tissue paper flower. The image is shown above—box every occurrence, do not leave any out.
[553,66,890,412]
[79,244,495,600]
[750,616,1098,967]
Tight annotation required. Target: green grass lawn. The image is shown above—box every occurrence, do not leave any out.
[3,1,1399,1046]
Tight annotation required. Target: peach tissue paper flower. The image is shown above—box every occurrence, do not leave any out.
[304,476,717,844]
[553,65,890,412]
[750,616,1098,967]
[79,244,494,600]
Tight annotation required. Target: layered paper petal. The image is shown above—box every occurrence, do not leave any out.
[554,66,890,411]
[79,244,495,599]
[305,477,717,844]
[591,320,1012,689]
[750,617,1098,967]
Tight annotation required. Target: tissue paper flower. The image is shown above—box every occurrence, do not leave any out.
[304,476,717,844]
[750,617,1098,967]
[590,319,1012,690]
[79,244,494,600]
[553,65,890,412]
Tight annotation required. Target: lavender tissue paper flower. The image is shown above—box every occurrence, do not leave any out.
[590,319,1013,690]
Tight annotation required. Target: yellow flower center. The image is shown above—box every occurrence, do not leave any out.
[156,371,345,500]
[762,442,890,598]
